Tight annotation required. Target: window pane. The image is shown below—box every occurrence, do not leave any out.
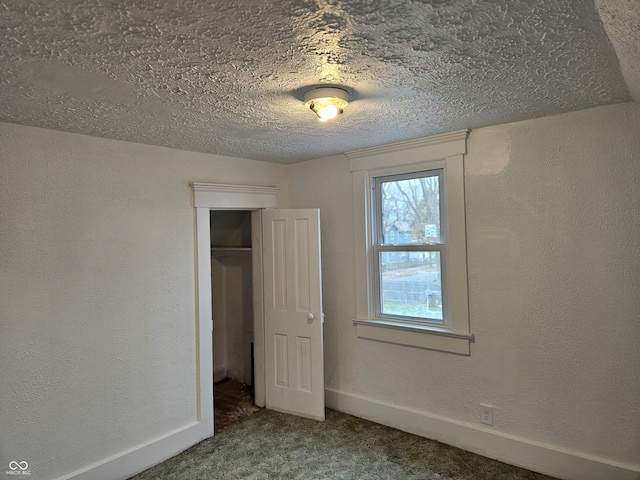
[380,174,440,245]
[379,251,443,322]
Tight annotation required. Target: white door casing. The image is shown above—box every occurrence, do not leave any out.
[190,182,324,427]
[191,182,280,426]
[262,208,325,421]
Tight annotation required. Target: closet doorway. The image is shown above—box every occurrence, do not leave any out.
[210,210,260,431]
[191,182,325,436]
[191,182,279,437]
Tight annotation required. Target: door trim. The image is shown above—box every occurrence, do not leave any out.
[191,183,279,427]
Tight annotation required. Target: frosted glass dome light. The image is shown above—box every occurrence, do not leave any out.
[304,87,348,122]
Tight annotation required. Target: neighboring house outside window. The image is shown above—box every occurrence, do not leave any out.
[347,130,472,355]
[383,222,412,263]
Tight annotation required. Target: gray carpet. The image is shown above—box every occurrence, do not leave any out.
[130,409,559,480]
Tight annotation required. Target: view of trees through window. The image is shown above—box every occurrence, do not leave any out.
[377,172,443,322]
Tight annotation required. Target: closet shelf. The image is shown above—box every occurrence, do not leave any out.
[211,247,252,251]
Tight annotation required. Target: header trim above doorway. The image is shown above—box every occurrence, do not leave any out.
[191,183,279,209]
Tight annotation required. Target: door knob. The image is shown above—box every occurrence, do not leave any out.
[307,313,315,321]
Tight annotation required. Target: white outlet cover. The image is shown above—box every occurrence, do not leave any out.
[480,404,494,426]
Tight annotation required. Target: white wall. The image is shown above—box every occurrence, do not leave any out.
[2,100,639,479]
[210,211,254,384]
[0,123,287,480]
[211,254,228,382]
[287,101,640,479]
[211,250,254,384]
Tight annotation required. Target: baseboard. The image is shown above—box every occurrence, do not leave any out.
[325,388,639,480]
[213,366,227,384]
[57,419,214,480]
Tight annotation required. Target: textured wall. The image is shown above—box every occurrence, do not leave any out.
[464,102,640,462]
[0,123,287,479]
[287,101,640,468]
[2,99,639,478]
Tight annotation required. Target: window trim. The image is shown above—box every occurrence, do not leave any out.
[347,130,472,355]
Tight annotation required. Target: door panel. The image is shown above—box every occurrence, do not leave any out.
[275,334,289,387]
[262,208,324,420]
[296,337,312,392]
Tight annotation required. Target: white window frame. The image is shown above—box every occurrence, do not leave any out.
[372,168,446,325]
[347,130,472,355]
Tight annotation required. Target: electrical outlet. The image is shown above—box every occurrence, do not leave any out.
[480,404,494,426]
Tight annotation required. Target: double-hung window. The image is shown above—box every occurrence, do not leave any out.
[373,169,445,325]
[348,130,472,355]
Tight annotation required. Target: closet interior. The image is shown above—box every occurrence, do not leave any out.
[210,210,259,431]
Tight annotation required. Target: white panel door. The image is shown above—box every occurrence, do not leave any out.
[262,208,325,420]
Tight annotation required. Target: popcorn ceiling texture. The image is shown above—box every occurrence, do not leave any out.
[595,0,640,102]
[0,0,632,162]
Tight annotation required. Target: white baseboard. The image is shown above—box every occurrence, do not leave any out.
[58,419,214,480]
[325,388,639,480]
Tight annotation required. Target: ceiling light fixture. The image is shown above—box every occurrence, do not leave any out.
[304,87,348,122]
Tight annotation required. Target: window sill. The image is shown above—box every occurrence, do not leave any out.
[353,318,473,355]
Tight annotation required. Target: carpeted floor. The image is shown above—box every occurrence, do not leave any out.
[130,408,559,480]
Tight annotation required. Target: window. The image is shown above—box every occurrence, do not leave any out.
[374,170,444,324]
[347,130,472,355]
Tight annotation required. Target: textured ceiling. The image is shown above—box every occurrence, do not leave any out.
[0,0,635,163]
